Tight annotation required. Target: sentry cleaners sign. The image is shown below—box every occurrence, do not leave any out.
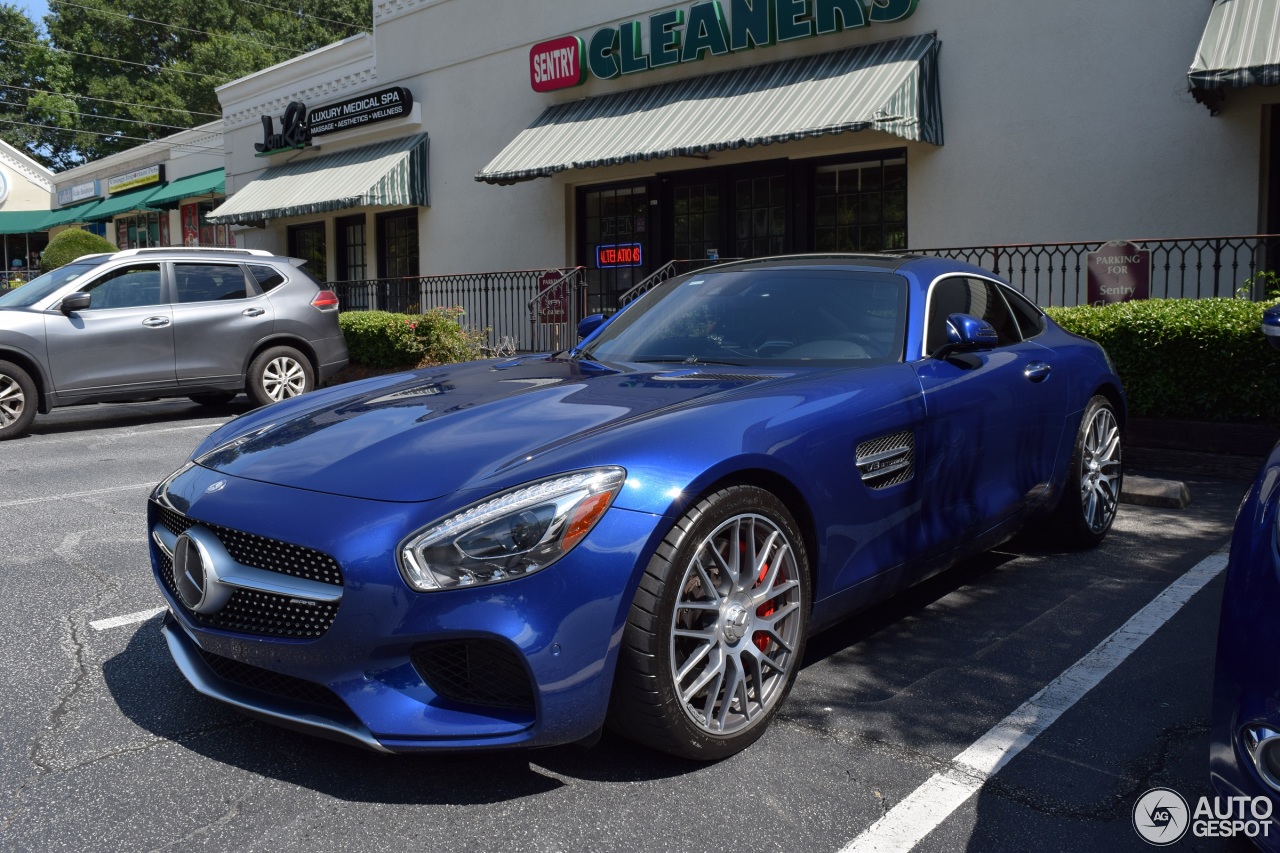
[528,0,918,91]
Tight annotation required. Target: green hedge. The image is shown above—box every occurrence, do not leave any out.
[40,228,116,271]
[338,308,486,369]
[1047,298,1280,423]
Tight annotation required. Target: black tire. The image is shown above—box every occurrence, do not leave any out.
[0,360,36,440]
[1050,394,1123,548]
[608,484,811,760]
[188,392,237,407]
[246,346,314,407]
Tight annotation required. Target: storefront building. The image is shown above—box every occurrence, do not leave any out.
[0,140,55,281]
[207,0,1278,311]
[47,121,229,252]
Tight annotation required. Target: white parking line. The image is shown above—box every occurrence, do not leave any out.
[91,606,166,631]
[840,549,1230,853]
[0,482,156,508]
[22,421,228,447]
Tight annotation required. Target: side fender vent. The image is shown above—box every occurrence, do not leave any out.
[856,431,915,490]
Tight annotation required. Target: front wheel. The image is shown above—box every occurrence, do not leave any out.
[1051,394,1123,548]
[0,360,37,440]
[247,346,314,407]
[609,485,810,760]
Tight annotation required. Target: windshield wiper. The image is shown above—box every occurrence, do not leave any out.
[631,356,748,366]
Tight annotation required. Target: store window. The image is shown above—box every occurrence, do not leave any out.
[115,212,169,249]
[814,155,907,253]
[337,214,368,282]
[578,182,653,314]
[180,201,233,247]
[288,222,327,281]
[378,210,419,279]
[735,175,788,258]
[673,182,720,262]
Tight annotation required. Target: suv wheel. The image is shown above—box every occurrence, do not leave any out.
[0,360,37,440]
[247,346,314,406]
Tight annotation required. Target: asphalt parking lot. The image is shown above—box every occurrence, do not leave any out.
[0,397,1259,852]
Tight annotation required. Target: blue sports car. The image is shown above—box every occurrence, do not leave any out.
[1209,303,1280,844]
[149,254,1124,759]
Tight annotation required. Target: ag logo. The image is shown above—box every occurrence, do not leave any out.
[1133,787,1189,845]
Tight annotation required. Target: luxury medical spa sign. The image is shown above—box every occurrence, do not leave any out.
[529,0,919,91]
[1087,240,1151,305]
[255,87,414,156]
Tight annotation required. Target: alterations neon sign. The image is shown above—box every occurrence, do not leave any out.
[596,243,644,268]
[529,0,919,91]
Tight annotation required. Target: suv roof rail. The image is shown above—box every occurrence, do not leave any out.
[112,247,274,258]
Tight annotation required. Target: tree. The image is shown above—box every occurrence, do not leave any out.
[0,3,76,169]
[0,0,369,167]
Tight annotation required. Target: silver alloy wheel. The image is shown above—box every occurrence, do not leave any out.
[261,356,307,401]
[1079,405,1122,534]
[0,373,25,427]
[669,512,803,736]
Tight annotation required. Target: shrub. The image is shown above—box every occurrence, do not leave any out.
[40,228,116,271]
[1047,298,1280,423]
[338,308,486,369]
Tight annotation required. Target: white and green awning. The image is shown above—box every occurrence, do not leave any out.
[477,33,942,185]
[1189,0,1280,92]
[207,134,429,225]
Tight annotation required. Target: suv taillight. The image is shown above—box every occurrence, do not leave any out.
[311,290,339,309]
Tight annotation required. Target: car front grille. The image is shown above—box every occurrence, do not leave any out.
[153,501,342,639]
[411,639,535,712]
[196,647,348,711]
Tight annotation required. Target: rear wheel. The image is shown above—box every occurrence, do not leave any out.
[0,360,37,440]
[247,346,313,407]
[609,485,810,759]
[1052,395,1122,548]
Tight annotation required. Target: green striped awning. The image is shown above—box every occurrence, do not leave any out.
[206,134,429,225]
[145,168,225,209]
[1189,0,1280,90]
[0,209,54,235]
[477,33,941,185]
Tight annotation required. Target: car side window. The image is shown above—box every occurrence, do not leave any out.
[174,263,250,303]
[248,264,286,293]
[1001,285,1046,339]
[925,276,1022,354]
[79,264,162,310]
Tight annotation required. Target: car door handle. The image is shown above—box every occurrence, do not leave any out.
[1024,361,1052,383]
[142,317,170,328]
[242,307,266,317]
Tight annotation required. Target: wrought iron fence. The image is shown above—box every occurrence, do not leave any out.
[910,234,1280,306]
[330,268,587,354]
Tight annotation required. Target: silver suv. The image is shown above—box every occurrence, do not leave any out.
[0,247,348,440]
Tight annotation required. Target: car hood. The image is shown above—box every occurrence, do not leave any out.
[195,357,794,502]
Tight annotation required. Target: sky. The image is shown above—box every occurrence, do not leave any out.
[15,0,49,28]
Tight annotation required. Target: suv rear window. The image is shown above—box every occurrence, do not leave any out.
[248,264,286,292]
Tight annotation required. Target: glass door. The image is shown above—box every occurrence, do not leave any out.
[578,182,653,314]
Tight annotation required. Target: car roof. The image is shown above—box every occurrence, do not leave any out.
[700,253,1006,283]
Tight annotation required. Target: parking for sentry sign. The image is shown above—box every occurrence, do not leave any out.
[530,36,586,92]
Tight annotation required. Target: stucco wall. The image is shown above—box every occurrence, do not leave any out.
[216,0,1278,274]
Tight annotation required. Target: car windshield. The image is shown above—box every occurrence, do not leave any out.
[0,262,100,308]
[580,268,908,366]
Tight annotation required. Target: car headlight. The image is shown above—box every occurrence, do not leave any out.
[399,467,626,592]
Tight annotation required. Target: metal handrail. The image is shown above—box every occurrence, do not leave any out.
[617,258,744,307]
[525,267,586,313]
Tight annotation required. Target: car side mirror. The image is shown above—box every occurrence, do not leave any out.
[1263,305,1280,351]
[932,313,998,360]
[577,313,606,340]
[60,292,91,314]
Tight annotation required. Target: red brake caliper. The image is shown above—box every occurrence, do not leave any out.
[754,559,777,652]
